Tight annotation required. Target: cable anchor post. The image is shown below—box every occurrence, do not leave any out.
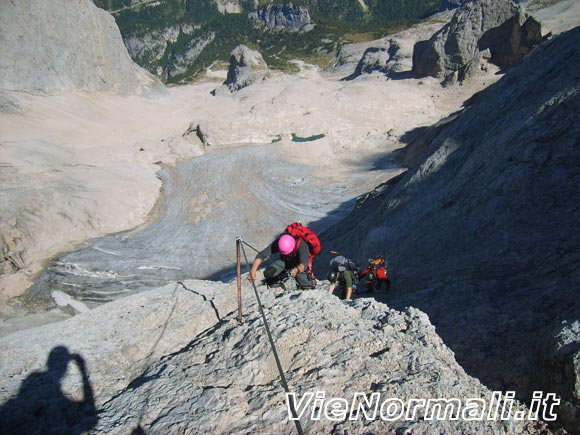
[236,237,243,323]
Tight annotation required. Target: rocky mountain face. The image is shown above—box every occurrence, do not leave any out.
[93,0,442,83]
[413,0,543,83]
[249,3,315,32]
[0,283,558,434]
[0,0,160,95]
[123,24,215,82]
[321,27,580,433]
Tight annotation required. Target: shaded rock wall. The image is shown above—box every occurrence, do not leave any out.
[413,0,543,82]
[322,27,580,433]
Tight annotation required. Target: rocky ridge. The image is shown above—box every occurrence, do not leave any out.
[0,284,558,435]
[413,0,543,83]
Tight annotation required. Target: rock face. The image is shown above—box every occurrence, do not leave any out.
[215,45,271,94]
[124,25,214,82]
[0,280,237,425]
[249,3,315,32]
[413,0,543,82]
[350,40,407,78]
[0,283,556,434]
[322,27,580,433]
[162,33,216,82]
[0,0,160,95]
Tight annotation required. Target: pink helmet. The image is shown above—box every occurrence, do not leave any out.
[278,234,296,255]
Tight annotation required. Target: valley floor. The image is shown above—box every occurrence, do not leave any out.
[1,0,577,332]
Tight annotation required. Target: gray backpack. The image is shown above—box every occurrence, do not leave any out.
[330,255,357,272]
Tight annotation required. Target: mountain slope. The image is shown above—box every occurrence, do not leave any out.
[320,26,580,432]
[93,0,442,82]
[0,0,160,94]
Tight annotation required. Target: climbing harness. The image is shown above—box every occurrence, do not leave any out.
[236,237,304,435]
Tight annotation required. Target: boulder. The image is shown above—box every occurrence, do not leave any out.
[352,40,406,77]
[0,93,22,115]
[412,0,543,82]
[214,45,271,94]
[183,122,212,147]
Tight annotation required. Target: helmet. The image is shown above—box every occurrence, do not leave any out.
[278,234,296,255]
[326,270,338,283]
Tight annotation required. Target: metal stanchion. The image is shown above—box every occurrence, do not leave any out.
[236,237,243,323]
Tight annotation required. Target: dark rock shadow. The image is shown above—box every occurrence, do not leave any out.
[386,70,415,81]
[0,346,98,435]
[342,69,416,82]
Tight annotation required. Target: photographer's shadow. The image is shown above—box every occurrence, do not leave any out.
[0,346,98,435]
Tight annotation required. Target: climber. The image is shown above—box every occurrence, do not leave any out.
[358,257,390,292]
[327,255,358,300]
[249,223,321,290]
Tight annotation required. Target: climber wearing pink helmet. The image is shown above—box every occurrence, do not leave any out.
[249,231,313,290]
[277,234,296,254]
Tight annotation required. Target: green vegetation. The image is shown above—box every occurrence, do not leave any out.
[97,0,441,83]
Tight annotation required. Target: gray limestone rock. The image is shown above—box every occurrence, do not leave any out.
[214,45,271,94]
[0,92,22,115]
[249,3,315,32]
[413,0,543,82]
[1,286,552,434]
[0,0,162,95]
[351,40,407,79]
[0,280,237,413]
[183,122,212,147]
[538,320,580,434]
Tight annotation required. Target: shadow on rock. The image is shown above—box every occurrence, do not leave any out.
[0,346,97,435]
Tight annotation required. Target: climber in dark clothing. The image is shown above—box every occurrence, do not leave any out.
[249,234,313,289]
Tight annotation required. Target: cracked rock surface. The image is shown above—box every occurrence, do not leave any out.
[89,289,553,434]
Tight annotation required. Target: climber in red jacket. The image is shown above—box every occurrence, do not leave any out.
[358,257,390,292]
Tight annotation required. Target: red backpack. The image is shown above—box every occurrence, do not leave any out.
[285,222,321,273]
